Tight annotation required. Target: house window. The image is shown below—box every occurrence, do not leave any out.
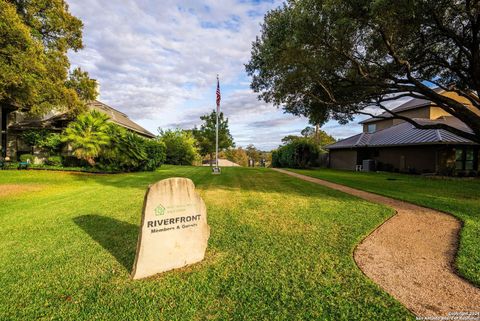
[455,149,463,170]
[367,124,376,133]
[455,147,476,171]
[466,149,474,170]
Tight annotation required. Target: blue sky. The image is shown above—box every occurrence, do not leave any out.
[67,0,367,150]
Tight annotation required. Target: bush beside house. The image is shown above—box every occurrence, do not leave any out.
[45,156,62,166]
[272,139,321,169]
[10,110,166,173]
[271,127,334,169]
[62,111,166,172]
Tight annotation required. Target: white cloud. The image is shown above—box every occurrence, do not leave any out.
[68,0,353,150]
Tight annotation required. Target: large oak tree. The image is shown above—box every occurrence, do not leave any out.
[0,0,96,114]
[246,0,480,143]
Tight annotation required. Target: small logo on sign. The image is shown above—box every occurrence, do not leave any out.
[154,204,166,216]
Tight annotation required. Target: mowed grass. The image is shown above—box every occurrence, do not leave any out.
[290,168,480,286]
[0,166,413,320]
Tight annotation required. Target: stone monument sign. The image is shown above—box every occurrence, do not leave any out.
[131,177,210,279]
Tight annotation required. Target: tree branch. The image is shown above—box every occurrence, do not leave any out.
[377,27,480,136]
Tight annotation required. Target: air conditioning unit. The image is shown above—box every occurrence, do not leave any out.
[362,159,376,172]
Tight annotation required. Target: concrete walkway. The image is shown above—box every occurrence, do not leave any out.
[273,168,480,317]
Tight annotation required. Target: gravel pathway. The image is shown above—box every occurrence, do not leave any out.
[273,168,480,318]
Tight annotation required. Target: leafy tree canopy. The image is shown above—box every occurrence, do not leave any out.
[281,135,301,145]
[193,111,234,161]
[221,147,249,166]
[302,126,336,147]
[247,0,480,143]
[282,126,335,149]
[245,144,261,162]
[0,0,96,114]
[65,67,98,102]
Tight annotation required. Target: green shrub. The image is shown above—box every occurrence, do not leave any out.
[39,133,63,154]
[103,130,144,171]
[19,154,34,163]
[271,150,280,167]
[141,140,166,171]
[61,112,165,172]
[3,161,19,170]
[62,156,88,168]
[98,125,166,172]
[45,156,62,166]
[272,139,320,169]
[158,129,200,165]
[21,130,48,148]
[21,130,63,155]
[115,131,149,170]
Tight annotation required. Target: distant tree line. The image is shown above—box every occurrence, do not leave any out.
[157,110,274,168]
[219,145,272,167]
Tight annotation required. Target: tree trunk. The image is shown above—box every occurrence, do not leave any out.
[86,157,96,167]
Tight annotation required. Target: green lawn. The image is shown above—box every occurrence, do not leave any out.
[290,168,480,286]
[0,166,413,320]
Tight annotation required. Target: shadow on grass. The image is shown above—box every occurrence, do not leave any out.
[74,215,138,272]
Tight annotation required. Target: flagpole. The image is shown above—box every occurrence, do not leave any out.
[215,74,219,170]
[215,108,219,168]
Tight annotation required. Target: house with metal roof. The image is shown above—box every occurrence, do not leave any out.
[326,90,480,175]
[1,100,155,160]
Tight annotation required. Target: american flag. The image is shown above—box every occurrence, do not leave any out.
[216,75,221,113]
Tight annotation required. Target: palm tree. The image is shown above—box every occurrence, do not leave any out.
[63,110,111,166]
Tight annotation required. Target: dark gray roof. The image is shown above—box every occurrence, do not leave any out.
[327,117,476,149]
[88,100,156,138]
[360,89,444,124]
[8,100,156,138]
[9,113,70,131]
